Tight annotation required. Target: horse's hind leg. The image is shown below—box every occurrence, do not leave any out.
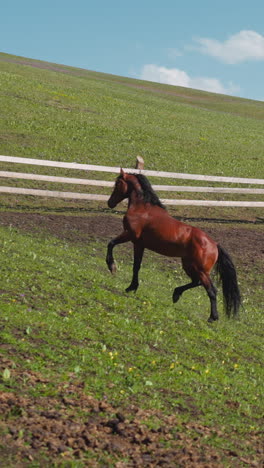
[173,258,201,303]
[206,281,218,322]
[173,280,200,303]
[197,271,218,322]
[174,258,218,322]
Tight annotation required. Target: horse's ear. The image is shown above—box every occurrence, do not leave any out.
[120,168,126,179]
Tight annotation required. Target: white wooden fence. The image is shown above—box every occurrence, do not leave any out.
[0,154,264,208]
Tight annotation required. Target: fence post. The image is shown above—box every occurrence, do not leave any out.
[135,155,144,170]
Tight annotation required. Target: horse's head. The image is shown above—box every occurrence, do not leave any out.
[108,169,130,208]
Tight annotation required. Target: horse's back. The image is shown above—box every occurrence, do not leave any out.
[124,206,191,257]
[124,205,218,267]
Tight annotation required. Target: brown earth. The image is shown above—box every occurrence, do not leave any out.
[0,211,263,263]
[0,211,263,467]
[0,375,232,468]
[0,358,262,468]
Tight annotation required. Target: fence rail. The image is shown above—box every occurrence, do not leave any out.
[0,155,264,208]
[1,155,264,184]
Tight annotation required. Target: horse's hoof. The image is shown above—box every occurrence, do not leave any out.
[207,316,218,323]
[125,285,138,293]
[109,263,117,274]
[172,293,180,304]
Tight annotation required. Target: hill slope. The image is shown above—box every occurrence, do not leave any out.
[1,52,264,179]
[0,53,263,467]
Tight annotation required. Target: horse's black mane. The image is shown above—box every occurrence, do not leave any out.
[116,173,165,209]
[134,173,166,209]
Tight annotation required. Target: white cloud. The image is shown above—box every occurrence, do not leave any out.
[167,48,183,60]
[194,30,264,64]
[140,64,240,96]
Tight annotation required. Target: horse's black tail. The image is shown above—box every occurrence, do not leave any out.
[216,245,241,317]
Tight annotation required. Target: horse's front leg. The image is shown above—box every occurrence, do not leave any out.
[106,231,131,273]
[126,241,145,293]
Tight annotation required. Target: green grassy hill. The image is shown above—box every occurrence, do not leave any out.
[1,51,264,178]
[0,53,263,466]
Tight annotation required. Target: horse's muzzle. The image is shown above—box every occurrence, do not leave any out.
[108,198,116,209]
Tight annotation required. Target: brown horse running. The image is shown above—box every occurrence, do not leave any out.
[106,169,241,322]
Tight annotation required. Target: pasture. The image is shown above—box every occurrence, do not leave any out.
[0,52,263,466]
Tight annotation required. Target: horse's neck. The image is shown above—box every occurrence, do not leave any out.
[128,186,144,207]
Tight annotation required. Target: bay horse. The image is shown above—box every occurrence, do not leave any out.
[106,169,241,322]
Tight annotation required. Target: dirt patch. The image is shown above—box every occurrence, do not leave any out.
[0,387,225,467]
[0,211,120,242]
[0,211,263,263]
[0,356,262,467]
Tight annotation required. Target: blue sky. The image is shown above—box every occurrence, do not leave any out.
[1,1,264,101]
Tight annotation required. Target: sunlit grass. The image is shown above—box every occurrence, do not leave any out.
[0,52,263,179]
[0,226,263,441]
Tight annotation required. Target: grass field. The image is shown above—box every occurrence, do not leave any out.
[1,52,264,177]
[0,53,263,466]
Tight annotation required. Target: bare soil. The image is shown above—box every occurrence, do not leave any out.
[0,372,231,468]
[0,211,263,467]
[0,211,263,268]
